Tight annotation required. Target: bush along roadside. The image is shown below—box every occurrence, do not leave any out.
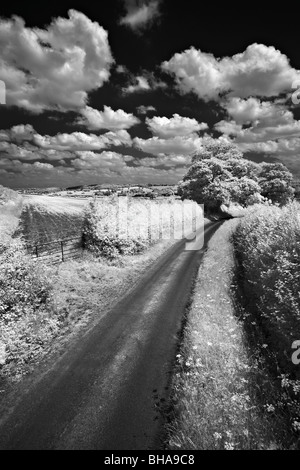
[231,202,300,448]
[0,241,59,383]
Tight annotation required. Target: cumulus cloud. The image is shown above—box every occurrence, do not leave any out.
[136,105,157,115]
[119,0,161,31]
[216,97,300,143]
[122,73,166,94]
[35,130,132,151]
[162,44,300,102]
[123,76,151,93]
[77,106,140,130]
[133,154,191,168]
[214,96,300,173]
[72,151,133,170]
[146,114,208,138]
[0,125,132,152]
[133,134,203,155]
[0,10,114,113]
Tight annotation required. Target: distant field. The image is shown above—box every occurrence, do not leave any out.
[21,195,89,244]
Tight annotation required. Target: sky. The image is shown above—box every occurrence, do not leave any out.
[0,0,299,188]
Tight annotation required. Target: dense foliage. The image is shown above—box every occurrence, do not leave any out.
[178,140,294,211]
[232,203,300,365]
[83,197,202,259]
[0,242,58,377]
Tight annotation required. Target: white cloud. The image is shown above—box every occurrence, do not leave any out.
[122,74,166,94]
[0,10,114,113]
[133,134,203,155]
[124,76,151,93]
[72,151,133,170]
[133,154,191,168]
[34,129,132,151]
[136,105,157,115]
[0,126,132,160]
[216,98,300,143]
[162,44,300,101]
[146,114,208,138]
[78,106,140,130]
[119,1,161,31]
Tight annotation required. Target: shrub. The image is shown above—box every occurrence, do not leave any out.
[83,198,149,259]
[0,241,57,378]
[83,197,202,259]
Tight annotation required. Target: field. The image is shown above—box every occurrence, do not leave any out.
[20,195,89,243]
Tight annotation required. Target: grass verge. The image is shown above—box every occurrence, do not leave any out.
[166,219,282,450]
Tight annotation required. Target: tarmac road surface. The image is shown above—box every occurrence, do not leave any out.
[0,220,222,450]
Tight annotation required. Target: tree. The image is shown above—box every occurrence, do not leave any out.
[259,163,295,204]
[178,141,261,212]
[178,140,294,212]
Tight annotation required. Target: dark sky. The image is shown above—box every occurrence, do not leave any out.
[0,1,299,188]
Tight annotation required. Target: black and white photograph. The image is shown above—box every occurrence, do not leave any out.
[0,0,300,454]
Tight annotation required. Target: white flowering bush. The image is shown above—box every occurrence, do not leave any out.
[83,197,202,260]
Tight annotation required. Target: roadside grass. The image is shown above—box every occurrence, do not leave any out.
[166,220,279,450]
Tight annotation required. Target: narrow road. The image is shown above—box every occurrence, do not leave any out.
[0,221,222,450]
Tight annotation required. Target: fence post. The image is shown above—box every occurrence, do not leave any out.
[61,241,64,262]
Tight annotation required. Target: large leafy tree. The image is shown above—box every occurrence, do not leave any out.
[178,141,262,211]
[179,140,294,212]
[259,163,295,204]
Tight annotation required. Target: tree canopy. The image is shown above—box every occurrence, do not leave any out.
[178,140,294,212]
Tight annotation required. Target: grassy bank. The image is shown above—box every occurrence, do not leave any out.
[166,219,281,450]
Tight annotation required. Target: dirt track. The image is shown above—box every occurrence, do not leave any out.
[0,221,222,450]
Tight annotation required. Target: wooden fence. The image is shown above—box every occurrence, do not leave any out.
[26,235,85,264]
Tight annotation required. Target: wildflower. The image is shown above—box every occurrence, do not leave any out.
[265,404,275,413]
[281,375,290,388]
[262,344,268,349]
[213,432,222,441]
[224,442,234,450]
[292,421,300,432]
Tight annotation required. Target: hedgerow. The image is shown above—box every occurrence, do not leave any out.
[232,202,300,442]
[0,241,58,380]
